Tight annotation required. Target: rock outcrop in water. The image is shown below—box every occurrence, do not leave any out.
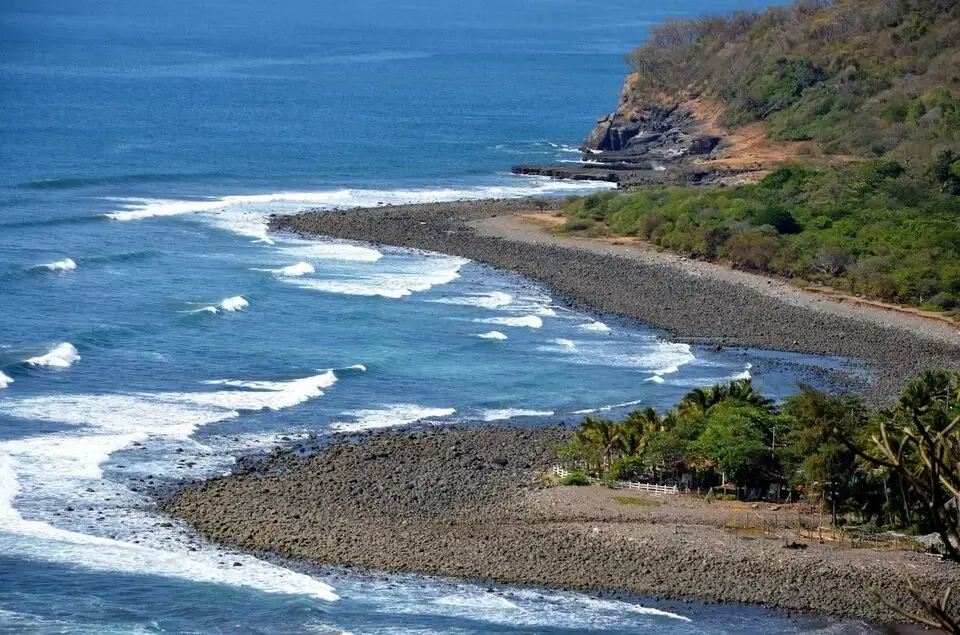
[512,75,770,188]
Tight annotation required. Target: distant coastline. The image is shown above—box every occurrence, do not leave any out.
[268,200,960,402]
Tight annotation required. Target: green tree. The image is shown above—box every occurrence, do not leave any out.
[691,402,776,487]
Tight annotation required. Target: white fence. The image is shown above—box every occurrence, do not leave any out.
[552,465,678,495]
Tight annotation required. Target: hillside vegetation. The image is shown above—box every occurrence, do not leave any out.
[564,0,960,315]
[626,0,960,162]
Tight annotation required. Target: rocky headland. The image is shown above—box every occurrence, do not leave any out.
[512,73,815,187]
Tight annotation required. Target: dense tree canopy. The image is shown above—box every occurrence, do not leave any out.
[563,157,960,313]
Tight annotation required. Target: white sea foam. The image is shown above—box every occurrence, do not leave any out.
[572,341,695,372]
[547,142,582,155]
[219,296,248,312]
[578,321,611,333]
[475,315,543,329]
[271,262,316,277]
[431,291,513,309]
[288,257,467,299]
[477,331,508,341]
[25,343,79,369]
[104,182,615,224]
[380,582,692,628]
[102,181,614,247]
[552,338,577,349]
[332,404,455,433]
[278,241,383,263]
[579,596,691,622]
[0,371,341,601]
[36,258,77,272]
[0,371,12,388]
[436,594,520,610]
[481,409,554,422]
[645,376,665,383]
[572,399,645,415]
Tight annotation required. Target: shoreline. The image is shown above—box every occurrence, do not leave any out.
[162,426,960,626]
[269,199,960,402]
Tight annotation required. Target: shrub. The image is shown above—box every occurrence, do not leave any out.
[606,456,645,481]
[750,206,802,234]
[561,472,591,486]
[564,218,593,232]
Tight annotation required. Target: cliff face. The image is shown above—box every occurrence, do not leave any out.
[582,75,719,164]
[512,73,812,187]
[511,77,731,187]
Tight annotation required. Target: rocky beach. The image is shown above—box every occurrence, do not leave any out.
[163,426,960,625]
[269,200,960,402]
[155,198,960,628]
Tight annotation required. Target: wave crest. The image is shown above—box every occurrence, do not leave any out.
[481,409,554,422]
[332,404,455,433]
[475,315,543,329]
[35,258,77,272]
[477,331,508,341]
[219,296,248,312]
[25,343,80,369]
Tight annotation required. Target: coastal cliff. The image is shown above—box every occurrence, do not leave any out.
[513,76,799,187]
[516,0,960,188]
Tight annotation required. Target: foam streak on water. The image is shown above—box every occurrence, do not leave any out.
[332,404,456,432]
[0,372,340,601]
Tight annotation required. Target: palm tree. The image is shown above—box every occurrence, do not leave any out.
[726,379,776,411]
[576,417,619,471]
[679,387,713,416]
[614,421,645,457]
[679,379,773,416]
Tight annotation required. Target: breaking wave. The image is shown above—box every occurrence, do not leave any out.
[220,296,249,312]
[480,409,554,422]
[259,262,315,277]
[578,321,611,333]
[332,404,456,433]
[477,331,508,341]
[25,343,80,369]
[572,399,645,415]
[0,371,12,389]
[0,370,342,601]
[277,241,383,262]
[34,258,77,272]
[431,291,513,309]
[187,296,249,314]
[475,315,543,329]
[287,257,467,299]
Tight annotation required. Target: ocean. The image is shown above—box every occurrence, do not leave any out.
[0,0,876,632]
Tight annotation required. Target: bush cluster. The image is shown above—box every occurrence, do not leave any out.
[563,155,960,313]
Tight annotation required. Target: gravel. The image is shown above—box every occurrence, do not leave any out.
[270,199,960,402]
[163,426,960,624]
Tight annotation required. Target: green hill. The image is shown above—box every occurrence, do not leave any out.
[626,0,960,162]
[561,0,960,316]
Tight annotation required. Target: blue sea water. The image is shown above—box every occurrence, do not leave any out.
[0,0,877,633]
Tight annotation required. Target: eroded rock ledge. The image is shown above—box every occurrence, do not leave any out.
[512,76,772,187]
